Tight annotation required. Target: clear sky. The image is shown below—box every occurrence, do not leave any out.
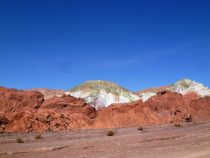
[0,0,210,91]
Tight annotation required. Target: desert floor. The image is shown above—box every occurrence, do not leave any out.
[0,121,210,158]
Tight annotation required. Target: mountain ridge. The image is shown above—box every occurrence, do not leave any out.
[1,86,210,132]
[66,80,139,109]
[67,78,210,109]
[22,78,210,109]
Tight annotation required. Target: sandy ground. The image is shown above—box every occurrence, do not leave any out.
[0,121,210,158]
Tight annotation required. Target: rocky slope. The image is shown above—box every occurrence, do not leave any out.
[171,79,210,97]
[29,88,65,100]
[0,79,210,132]
[0,87,96,132]
[67,80,139,109]
[92,91,210,128]
[137,79,210,101]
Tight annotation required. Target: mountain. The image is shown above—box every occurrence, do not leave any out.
[30,79,210,109]
[136,79,210,101]
[66,80,139,109]
[1,86,210,132]
[92,91,210,128]
[1,79,210,132]
[171,79,210,97]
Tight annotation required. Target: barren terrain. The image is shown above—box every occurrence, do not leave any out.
[1,121,210,158]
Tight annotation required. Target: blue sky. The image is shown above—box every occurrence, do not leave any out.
[0,0,210,91]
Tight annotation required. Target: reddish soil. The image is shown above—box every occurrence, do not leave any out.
[0,121,210,158]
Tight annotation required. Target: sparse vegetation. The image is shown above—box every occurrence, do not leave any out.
[138,126,143,131]
[185,116,192,122]
[69,80,136,101]
[34,132,43,140]
[16,137,24,143]
[174,123,181,127]
[106,129,115,136]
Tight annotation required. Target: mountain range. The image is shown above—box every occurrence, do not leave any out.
[0,78,210,132]
[32,79,210,109]
[33,79,210,108]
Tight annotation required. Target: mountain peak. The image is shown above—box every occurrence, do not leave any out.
[171,79,210,97]
[67,80,139,109]
[69,80,131,95]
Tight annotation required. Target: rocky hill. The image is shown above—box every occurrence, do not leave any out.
[0,79,210,132]
[0,87,96,132]
[136,79,210,101]
[67,80,139,109]
[93,91,210,128]
[171,79,210,97]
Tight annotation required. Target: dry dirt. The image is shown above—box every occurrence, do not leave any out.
[1,121,210,158]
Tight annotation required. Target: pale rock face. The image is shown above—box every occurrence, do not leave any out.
[30,88,65,100]
[67,90,139,110]
[138,92,157,102]
[66,80,140,110]
[137,79,210,101]
[66,79,210,110]
[171,79,210,97]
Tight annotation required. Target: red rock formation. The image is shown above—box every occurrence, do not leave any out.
[92,91,210,128]
[0,87,96,132]
[0,87,44,113]
[0,87,210,133]
[0,87,44,132]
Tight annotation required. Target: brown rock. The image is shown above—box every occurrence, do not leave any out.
[0,116,9,125]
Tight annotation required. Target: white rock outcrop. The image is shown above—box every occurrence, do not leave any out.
[138,92,157,102]
[65,79,210,110]
[171,79,210,97]
[66,80,139,110]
